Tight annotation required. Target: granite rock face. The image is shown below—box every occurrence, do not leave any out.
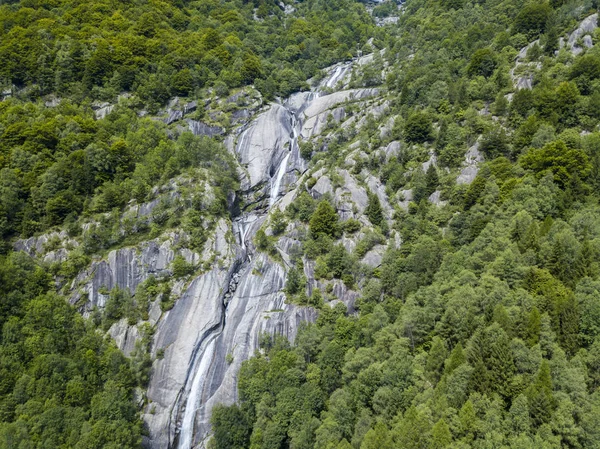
[187,120,225,137]
[69,234,200,312]
[235,104,294,190]
[58,56,391,449]
[564,13,597,55]
[457,141,484,185]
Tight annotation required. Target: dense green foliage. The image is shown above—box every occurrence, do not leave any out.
[0,252,143,448]
[211,0,600,446]
[0,0,382,446]
[0,99,238,241]
[5,0,600,445]
[0,0,376,103]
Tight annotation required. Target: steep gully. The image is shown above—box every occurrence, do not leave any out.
[164,61,354,449]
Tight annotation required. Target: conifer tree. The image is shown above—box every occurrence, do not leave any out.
[526,307,542,346]
[527,360,557,426]
[445,343,466,375]
[426,337,448,384]
[431,419,452,449]
[425,163,439,196]
[365,193,384,227]
[309,200,340,238]
[559,295,580,356]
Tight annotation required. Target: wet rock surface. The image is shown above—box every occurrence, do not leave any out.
[51,54,391,449]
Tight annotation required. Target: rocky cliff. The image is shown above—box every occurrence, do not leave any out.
[13,51,484,449]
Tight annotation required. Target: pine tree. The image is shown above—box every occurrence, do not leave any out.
[575,233,595,280]
[486,326,516,400]
[431,419,452,448]
[458,400,478,442]
[285,266,304,295]
[309,200,340,238]
[425,163,439,196]
[527,360,557,426]
[508,394,531,434]
[526,307,542,346]
[361,423,392,449]
[493,304,513,336]
[445,343,466,374]
[523,221,540,253]
[426,336,448,384]
[365,193,384,227]
[559,295,580,356]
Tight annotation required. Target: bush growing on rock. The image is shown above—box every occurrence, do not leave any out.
[404,112,433,144]
[309,200,340,238]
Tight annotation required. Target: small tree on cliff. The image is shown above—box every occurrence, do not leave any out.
[309,200,340,238]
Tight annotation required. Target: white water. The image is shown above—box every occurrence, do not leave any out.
[326,65,343,88]
[178,338,217,449]
[174,56,356,449]
[269,152,291,207]
[236,214,258,254]
[325,63,351,89]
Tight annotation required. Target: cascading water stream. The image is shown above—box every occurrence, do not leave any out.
[269,152,290,207]
[173,58,353,449]
[269,112,298,207]
[324,62,352,89]
[178,339,217,449]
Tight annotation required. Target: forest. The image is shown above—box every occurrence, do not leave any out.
[2,0,600,446]
[211,0,600,447]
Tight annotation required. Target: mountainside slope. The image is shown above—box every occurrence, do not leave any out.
[4,0,600,448]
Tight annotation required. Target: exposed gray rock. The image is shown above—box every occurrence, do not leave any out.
[302,106,346,139]
[568,13,597,55]
[301,89,379,138]
[457,141,483,185]
[362,245,385,268]
[43,248,71,264]
[379,116,395,139]
[517,40,539,60]
[428,190,447,207]
[180,252,317,448]
[516,75,533,90]
[422,151,437,171]
[398,189,413,210]
[109,318,141,356]
[184,101,197,114]
[385,141,401,161]
[235,104,293,189]
[285,91,318,114]
[334,169,369,216]
[45,97,61,108]
[165,110,184,125]
[230,108,251,124]
[70,234,200,312]
[317,62,353,90]
[376,16,399,26]
[312,175,334,198]
[187,120,225,137]
[457,166,479,185]
[95,105,114,120]
[14,230,77,259]
[365,174,392,218]
[145,267,231,449]
[331,280,359,312]
[281,2,295,14]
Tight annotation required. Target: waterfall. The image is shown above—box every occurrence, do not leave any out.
[172,56,356,449]
[324,62,351,89]
[269,152,291,207]
[178,338,217,449]
[326,65,343,88]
